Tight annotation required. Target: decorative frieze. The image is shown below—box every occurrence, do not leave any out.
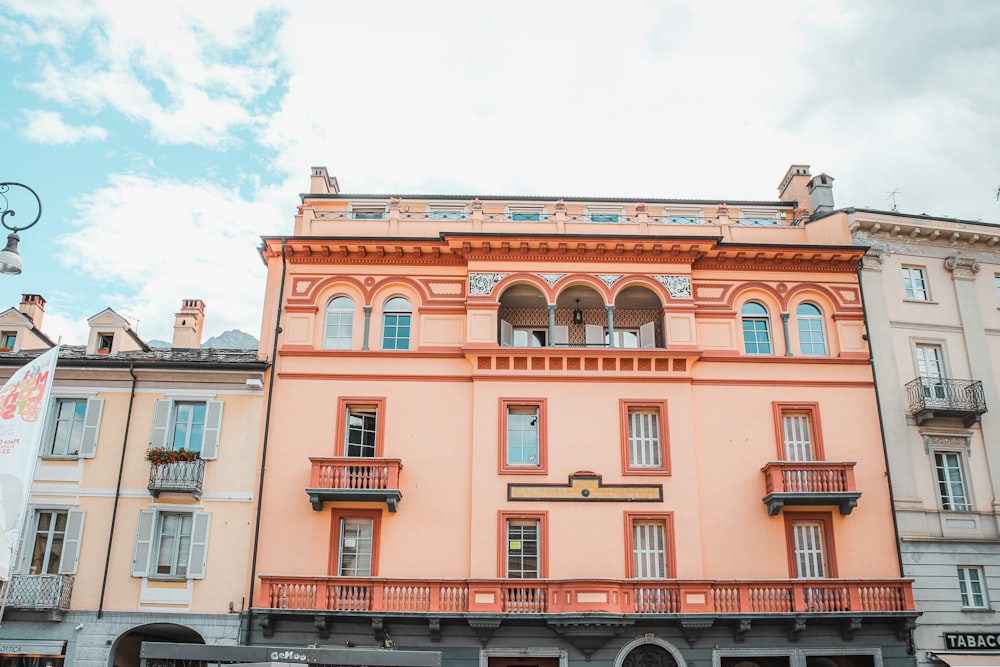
[654,275,692,299]
[596,274,624,288]
[469,273,507,296]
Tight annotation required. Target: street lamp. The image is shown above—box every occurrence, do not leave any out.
[0,183,42,275]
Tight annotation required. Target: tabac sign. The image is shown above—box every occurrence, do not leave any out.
[944,632,1000,650]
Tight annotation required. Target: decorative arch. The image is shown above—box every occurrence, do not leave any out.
[552,273,614,304]
[611,275,673,304]
[109,623,205,667]
[300,275,367,306]
[613,634,687,667]
[782,283,841,313]
[495,273,556,303]
[368,276,431,307]
[726,282,783,312]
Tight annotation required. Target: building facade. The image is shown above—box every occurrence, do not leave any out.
[245,166,917,667]
[848,210,1000,667]
[0,297,267,667]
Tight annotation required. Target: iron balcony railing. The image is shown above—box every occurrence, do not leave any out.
[148,459,206,498]
[258,576,914,615]
[1,574,73,611]
[905,377,987,426]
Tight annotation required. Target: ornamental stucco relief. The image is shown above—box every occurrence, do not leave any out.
[469,273,507,296]
[654,275,692,298]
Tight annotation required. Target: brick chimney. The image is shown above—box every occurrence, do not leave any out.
[19,294,45,329]
[171,299,206,349]
[310,166,340,195]
[807,173,836,216]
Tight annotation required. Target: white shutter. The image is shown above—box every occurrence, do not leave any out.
[793,522,826,578]
[553,326,568,346]
[782,414,814,462]
[59,509,85,575]
[132,510,157,577]
[150,399,172,447]
[632,522,667,578]
[79,398,104,458]
[639,321,656,349]
[585,324,603,346]
[629,410,661,467]
[187,512,211,579]
[199,400,224,460]
[500,319,513,347]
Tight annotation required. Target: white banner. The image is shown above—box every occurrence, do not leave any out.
[0,347,59,580]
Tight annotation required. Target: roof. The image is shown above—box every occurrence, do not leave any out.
[301,192,792,207]
[0,345,267,370]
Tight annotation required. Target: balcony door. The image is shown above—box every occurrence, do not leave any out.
[915,344,946,402]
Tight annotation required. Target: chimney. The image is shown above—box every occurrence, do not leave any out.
[777,164,812,208]
[172,299,206,349]
[310,166,340,195]
[807,173,836,216]
[19,294,45,329]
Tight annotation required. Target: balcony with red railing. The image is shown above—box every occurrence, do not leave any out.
[257,576,914,615]
[307,457,403,512]
[761,461,861,516]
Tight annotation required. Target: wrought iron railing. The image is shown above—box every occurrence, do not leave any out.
[148,459,206,497]
[1,574,73,610]
[258,576,913,614]
[905,377,987,415]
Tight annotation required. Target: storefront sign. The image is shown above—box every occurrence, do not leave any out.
[945,632,1000,650]
[0,640,66,655]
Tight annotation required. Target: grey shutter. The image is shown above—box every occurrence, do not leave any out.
[132,510,156,577]
[79,398,104,458]
[40,398,58,456]
[199,400,224,460]
[58,509,85,575]
[553,325,568,346]
[150,400,172,447]
[639,321,656,349]
[187,512,211,579]
[585,324,603,346]
[16,512,37,573]
[500,319,513,347]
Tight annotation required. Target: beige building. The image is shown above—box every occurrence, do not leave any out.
[0,296,267,667]
[847,209,1000,667]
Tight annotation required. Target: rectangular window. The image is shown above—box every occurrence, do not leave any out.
[338,518,373,576]
[48,399,86,456]
[330,509,380,577]
[996,275,1000,298]
[625,513,674,579]
[24,509,84,575]
[345,406,377,457]
[958,566,989,609]
[508,206,546,221]
[739,209,780,226]
[97,333,114,353]
[0,331,15,350]
[935,451,971,511]
[352,207,385,220]
[621,401,668,473]
[902,266,930,301]
[784,513,837,579]
[506,519,539,578]
[501,400,546,473]
[171,401,206,453]
[428,206,465,220]
[586,207,623,223]
[154,513,193,577]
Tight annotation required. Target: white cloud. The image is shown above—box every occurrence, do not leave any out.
[21,109,107,144]
[53,174,286,344]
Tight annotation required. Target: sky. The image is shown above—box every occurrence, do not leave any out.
[1,1,999,345]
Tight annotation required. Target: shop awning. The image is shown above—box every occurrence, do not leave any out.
[934,654,1000,667]
[0,641,66,656]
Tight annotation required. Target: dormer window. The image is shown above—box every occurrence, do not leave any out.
[585,206,625,223]
[0,331,15,351]
[98,333,114,354]
[351,206,386,220]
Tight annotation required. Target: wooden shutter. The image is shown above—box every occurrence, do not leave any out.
[132,510,157,577]
[500,319,513,347]
[585,324,603,346]
[639,321,656,349]
[199,400,224,460]
[59,509,85,575]
[187,512,211,579]
[79,398,104,458]
[150,400,172,447]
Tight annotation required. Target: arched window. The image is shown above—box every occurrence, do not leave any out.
[382,296,412,350]
[741,301,772,355]
[796,302,828,355]
[324,296,354,349]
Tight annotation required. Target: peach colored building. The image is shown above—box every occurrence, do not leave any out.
[848,210,1000,667]
[241,166,917,667]
[0,297,267,667]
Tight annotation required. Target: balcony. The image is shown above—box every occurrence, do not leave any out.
[1,574,73,616]
[148,459,206,499]
[257,576,914,615]
[761,461,861,516]
[307,457,403,512]
[905,377,987,427]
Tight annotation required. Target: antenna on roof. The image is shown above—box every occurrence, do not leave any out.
[885,190,901,212]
